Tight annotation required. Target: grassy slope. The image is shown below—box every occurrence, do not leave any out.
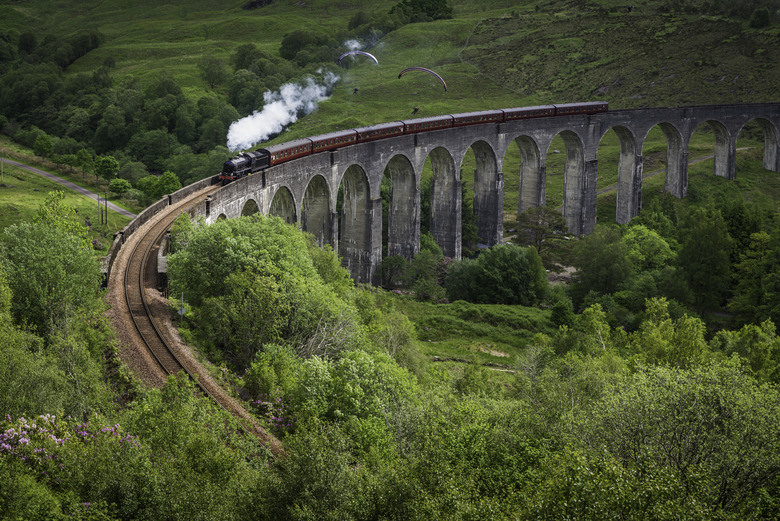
[396,297,554,364]
[3,0,778,138]
[461,8,780,108]
[0,141,132,253]
[5,0,775,110]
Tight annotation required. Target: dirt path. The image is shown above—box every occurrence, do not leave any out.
[1,156,137,218]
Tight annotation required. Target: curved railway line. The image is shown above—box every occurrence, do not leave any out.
[107,185,283,457]
[124,199,192,379]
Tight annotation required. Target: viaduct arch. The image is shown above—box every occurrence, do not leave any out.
[191,103,780,285]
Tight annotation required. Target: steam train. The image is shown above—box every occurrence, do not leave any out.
[219,101,608,183]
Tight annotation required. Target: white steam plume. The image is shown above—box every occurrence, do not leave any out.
[226,72,339,152]
[343,39,362,50]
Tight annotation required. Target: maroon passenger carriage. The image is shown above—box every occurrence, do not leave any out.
[311,130,358,153]
[219,101,608,182]
[503,105,556,121]
[355,121,405,142]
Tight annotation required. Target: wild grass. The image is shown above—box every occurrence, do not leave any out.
[4,0,778,138]
[396,297,555,365]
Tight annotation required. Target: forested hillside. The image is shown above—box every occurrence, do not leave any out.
[1,0,780,519]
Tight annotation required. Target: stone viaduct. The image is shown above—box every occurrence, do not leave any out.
[185,103,780,285]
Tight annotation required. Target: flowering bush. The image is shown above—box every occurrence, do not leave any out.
[251,393,295,434]
[0,413,140,484]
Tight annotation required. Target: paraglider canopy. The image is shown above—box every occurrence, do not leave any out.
[398,67,447,91]
[337,50,379,65]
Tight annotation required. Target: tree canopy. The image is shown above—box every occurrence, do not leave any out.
[446,243,549,305]
[0,221,101,338]
[168,214,365,367]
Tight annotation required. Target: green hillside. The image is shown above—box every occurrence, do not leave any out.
[2,0,779,134]
[2,0,778,230]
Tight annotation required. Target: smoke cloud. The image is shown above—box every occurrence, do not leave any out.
[343,39,362,51]
[226,71,339,152]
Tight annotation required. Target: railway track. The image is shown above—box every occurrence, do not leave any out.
[113,185,284,457]
[123,188,216,388]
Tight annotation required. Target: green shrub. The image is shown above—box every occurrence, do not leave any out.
[446,244,549,306]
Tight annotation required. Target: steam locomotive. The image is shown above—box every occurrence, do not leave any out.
[219,101,608,183]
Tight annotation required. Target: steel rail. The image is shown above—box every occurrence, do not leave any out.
[123,189,218,397]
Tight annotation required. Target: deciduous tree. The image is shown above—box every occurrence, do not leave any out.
[571,226,631,304]
[198,55,227,89]
[728,230,780,325]
[33,132,53,159]
[710,319,780,383]
[515,205,568,259]
[109,178,131,197]
[583,360,780,511]
[93,154,119,184]
[445,243,549,306]
[33,190,91,249]
[0,222,101,338]
[629,297,708,368]
[153,170,182,198]
[678,205,733,311]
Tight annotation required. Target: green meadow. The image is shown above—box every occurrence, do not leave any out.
[0,138,132,253]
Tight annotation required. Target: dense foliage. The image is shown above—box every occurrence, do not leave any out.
[446,243,548,305]
[1,193,779,518]
[565,195,780,331]
[167,214,361,367]
[390,0,454,23]
[164,215,780,519]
